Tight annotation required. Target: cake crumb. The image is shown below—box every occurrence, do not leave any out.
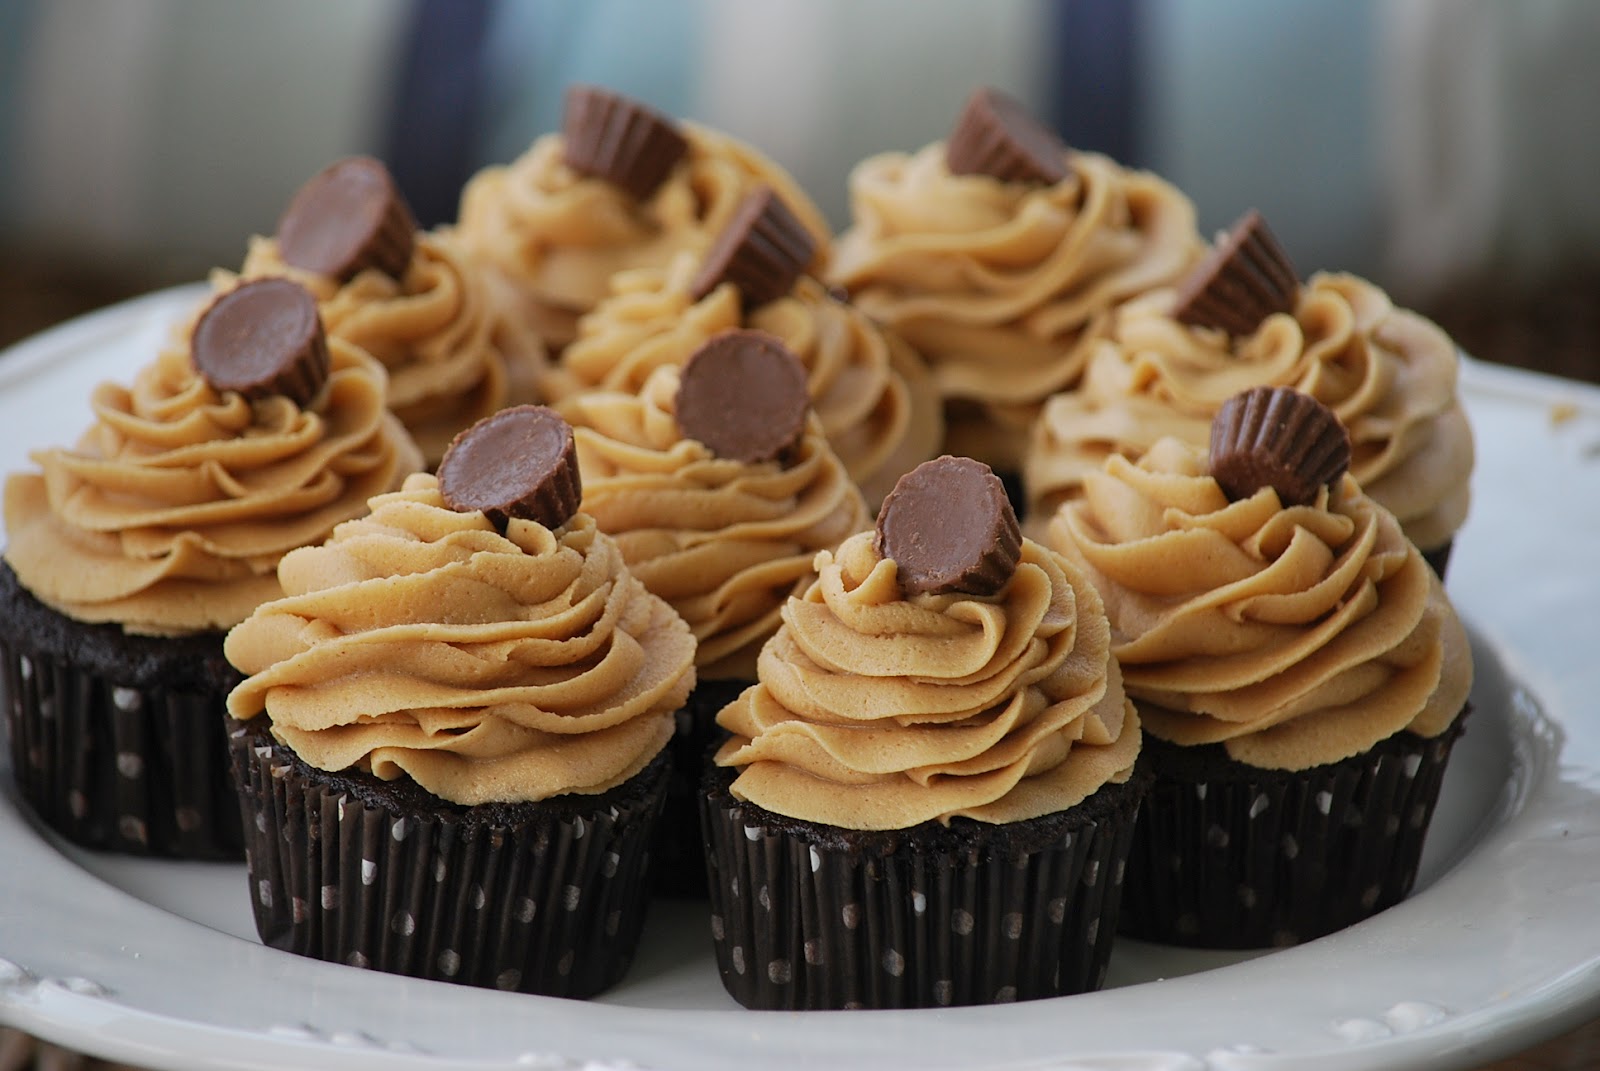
[1550,402,1579,426]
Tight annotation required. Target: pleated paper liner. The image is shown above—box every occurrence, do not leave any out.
[0,563,243,859]
[650,677,745,898]
[1119,708,1470,949]
[700,762,1150,1010]
[227,713,669,998]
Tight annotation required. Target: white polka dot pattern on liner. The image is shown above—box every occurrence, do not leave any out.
[881,949,905,977]
[768,959,792,984]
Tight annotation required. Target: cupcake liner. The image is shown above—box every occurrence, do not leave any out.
[650,678,746,898]
[700,765,1148,1009]
[1118,711,1469,949]
[228,715,669,998]
[0,566,243,859]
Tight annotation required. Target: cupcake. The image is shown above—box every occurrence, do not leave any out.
[829,86,1202,476]
[552,186,942,506]
[455,84,832,352]
[1,278,422,857]
[704,455,1145,1009]
[561,329,870,892]
[1025,210,1474,575]
[1046,386,1474,948]
[223,406,696,996]
[222,155,547,466]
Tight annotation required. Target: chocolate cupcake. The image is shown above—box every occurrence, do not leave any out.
[1,279,421,858]
[561,330,870,893]
[223,406,696,996]
[829,86,1203,476]
[223,155,548,466]
[1046,387,1474,947]
[455,84,832,352]
[704,455,1146,1008]
[553,189,942,507]
[1025,210,1473,575]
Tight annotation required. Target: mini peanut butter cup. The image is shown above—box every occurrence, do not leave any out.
[1172,209,1298,337]
[945,86,1069,186]
[689,187,816,310]
[875,455,1022,597]
[1209,386,1351,507]
[191,278,330,406]
[562,84,689,201]
[675,330,810,465]
[437,405,582,531]
[276,156,416,282]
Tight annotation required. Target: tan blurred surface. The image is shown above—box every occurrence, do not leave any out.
[0,254,1597,1070]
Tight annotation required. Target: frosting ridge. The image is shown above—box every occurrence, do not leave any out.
[1026,273,1473,552]
[455,123,832,350]
[4,329,421,635]
[225,474,696,805]
[829,144,1202,469]
[231,230,546,466]
[561,365,869,679]
[554,257,941,505]
[1046,437,1472,770]
[715,531,1139,829]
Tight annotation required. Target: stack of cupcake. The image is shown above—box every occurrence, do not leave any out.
[0,78,1479,1009]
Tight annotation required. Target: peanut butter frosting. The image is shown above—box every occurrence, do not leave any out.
[226,230,546,466]
[560,365,869,680]
[551,258,941,506]
[714,531,1140,830]
[829,144,1203,470]
[4,335,422,636]
[1047,438,1473,771]
[1027,273,1474,553]
[224,474,697,806]
[454,123,832,351]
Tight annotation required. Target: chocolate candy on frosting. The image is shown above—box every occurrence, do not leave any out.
[437,405,583,531]
[191,277,331,406]
[675,329,810,465]
[1209,386,1351,507]
[1172,209,1298,337]
[562,84,689,201]
[875,455,1022,597]
[276,156,417,282]
[944,86,1069,186]
[689,187,816,310]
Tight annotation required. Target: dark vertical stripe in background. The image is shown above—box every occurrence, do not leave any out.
[384,0,494,228]
[1044,0,1142,166]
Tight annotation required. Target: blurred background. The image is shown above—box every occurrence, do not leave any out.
[2,0,1599,378]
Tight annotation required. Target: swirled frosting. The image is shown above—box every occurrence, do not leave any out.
[454,122,832,351]
[227,229,547,466]
[1026,273,1474,553]
[1046,438,1472,771]
[4,332,422,635]
[560,365,869,680]
[224,474,696,805]
[829,144,1202,470]
[714,531,1140,830]
[552,256,942,505]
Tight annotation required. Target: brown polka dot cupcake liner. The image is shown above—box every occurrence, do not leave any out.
[650,677,746,899]
[699,763,1150,1010]
[1118,710,1470,949]
[226,713,669,999]
[0,564,243,859]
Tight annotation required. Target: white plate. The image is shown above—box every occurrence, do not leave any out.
[3,288,1600,1071]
